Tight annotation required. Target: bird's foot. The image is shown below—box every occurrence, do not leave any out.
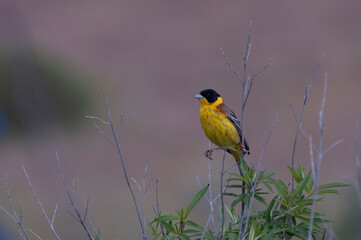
[205,149,214,160]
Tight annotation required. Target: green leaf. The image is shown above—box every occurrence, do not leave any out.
[160,220,176,234]
[181,229,199,234]
[262,182,274,193]
[231,195,245,209]
[185,220,203,231]
[185,184,209,217]
[290,171,311,202]
[178,233,191,240]
[265,197,276,223]
[254,195,267,205]
[318,182,351,190]
[274,181,288,202]
[318,189,339,194]
[306,176,314,194]
[288,166,300,183]
[159,215,179,222]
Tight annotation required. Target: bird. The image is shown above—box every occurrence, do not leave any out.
[194,89,250,162]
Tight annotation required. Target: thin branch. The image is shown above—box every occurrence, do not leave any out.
[29,229,43,240]
[242,20,252,80]
[92,122,116,145]
[220,47,243,82]
[207,158,216,235]
[291,54,324,190]
[239,116,278,240]
[323,139,344,154]
[55,151,94,240]
[243,54,275,110]
[89,220,102,240]
[355,120,361,210]
[251,55,276,81]
[100,86,147,240]
[219,139,228,240]
[155,179,165,237]
[85,116,110,125]
[307,72,328,240]
[52,203,59,226]
[0,175,31,240]
[309,136,315,180]
[83,194,90,222]
[200,162,236,240]
[22,165,61,240]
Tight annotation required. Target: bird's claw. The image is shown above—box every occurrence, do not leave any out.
[205,149,214,160]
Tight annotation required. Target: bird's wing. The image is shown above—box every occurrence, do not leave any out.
[218,104,250,153]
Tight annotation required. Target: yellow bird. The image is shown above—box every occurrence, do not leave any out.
[194,89,249,162]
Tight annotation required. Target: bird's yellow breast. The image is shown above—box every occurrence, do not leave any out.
[199,103,240,149]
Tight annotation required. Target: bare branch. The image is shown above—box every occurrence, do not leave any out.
[250,55,275,82]
[307,72,328,240]
[92,122,116,145]
[119,113,124,142]
[219,130,233,240]
[55,151,94,240]
[29,229,43,240]
[309,136,315,180]
[239,116,278,240]
[291,54,324,190]
[220,47,243,83]
[0,175,31,240]
[52,203,59,226]
[85,116,110,125]
[22,165,61,240]
[89,220,102,240]
[155,179,165,237]
[100,86,147,240]
[355,120,361,210]
[83,194,90,222]
[324,139,344,154]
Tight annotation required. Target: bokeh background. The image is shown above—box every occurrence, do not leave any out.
[0,0,360,239]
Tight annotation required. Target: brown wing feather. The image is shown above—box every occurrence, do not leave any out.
[217,103,250,154]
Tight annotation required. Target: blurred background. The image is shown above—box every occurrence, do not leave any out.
[0,0,360,239]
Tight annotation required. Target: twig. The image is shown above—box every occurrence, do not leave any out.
[85,116,110,125]
[100,86,147,240]
[29,229,43,240]
[89,220,102,240]
[355,120,361,210]
[56,151,94,240]
[83,194,90,222]
[221,21,274,224]
[207,141,216,234]
[219,135,229,240]
[291,54,324,190]
[92,122,116,146]
[0,175,31,240]
[220,47,242,82]
[155,179,165,236]
[243,55,275,111]
[52,203,59,226]
[131,165,153,233]
[22,165,61,240]
[309,136,315,179]
[200,163,236,240]
[239,116,278,240]
[307,73,327,240]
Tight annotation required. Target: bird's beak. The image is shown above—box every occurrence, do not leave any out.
[194,94,204,100]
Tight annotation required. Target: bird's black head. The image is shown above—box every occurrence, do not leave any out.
[200,89,221,103]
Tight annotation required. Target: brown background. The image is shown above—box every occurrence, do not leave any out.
[0,0,360,239]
